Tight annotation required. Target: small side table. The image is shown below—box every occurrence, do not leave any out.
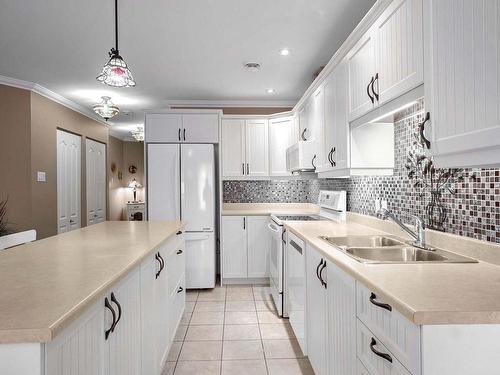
[126,202,145,221]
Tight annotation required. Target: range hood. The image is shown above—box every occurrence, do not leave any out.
[286,141,317,173]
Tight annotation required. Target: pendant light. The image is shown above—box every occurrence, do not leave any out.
[130,127,144,141]
[96,0,136,87]
[93,96,120,120]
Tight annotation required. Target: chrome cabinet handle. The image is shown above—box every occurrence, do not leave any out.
[242,163,245,175]
[281,228,286,244]
[369,292,392,311]
[301,128,308,141]
[178,128,181,141]
[419,112,431,149]
[104,297,116,340]
[316,259,323,282]
[155,253,161,279]
[177,249,183,255]
[110,292,122,332]
[246,163,249,175]
[370,337,393,363]
[176,230,183,235]
[311,154,317,169]
[183,128,186,141]
[177,286,184,293]
[243,217,246,230]
[331,147,336,167]
[367,76,375,104]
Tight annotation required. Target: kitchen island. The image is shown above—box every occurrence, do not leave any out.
[0,221,186,375]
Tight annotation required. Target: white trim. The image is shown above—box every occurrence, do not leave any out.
[166,99,297,108]
[0,74,110,127]
[143,108,223,115]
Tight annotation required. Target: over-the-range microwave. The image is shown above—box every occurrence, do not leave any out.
[286,141,317,173]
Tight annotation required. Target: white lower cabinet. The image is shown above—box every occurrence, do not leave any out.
[305,246,327,375]
[45,234,186,375]
[221,216,270,281]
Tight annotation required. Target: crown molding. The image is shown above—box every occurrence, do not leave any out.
[0,74,110,127]
[166,99,297,108]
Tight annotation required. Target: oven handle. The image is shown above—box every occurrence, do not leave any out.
[267,222,281,233]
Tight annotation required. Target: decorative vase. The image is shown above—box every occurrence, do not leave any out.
[425,191,446,231]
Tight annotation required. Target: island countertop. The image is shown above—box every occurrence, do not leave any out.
[0,221,184,344]
[284,218,500,325]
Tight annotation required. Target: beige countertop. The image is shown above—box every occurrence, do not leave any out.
[222,203,319,216]
[0,221,184,344]
[284,216,500,325]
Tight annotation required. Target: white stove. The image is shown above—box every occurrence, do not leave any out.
[267,191,346,317]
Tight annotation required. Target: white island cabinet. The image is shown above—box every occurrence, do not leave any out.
[0,222,186,375]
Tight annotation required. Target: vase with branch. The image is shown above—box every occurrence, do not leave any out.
[0,198,10,236]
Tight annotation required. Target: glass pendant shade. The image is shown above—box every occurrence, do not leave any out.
[97,49,136,87]
[93,96,119,120]
[130,127,144,141]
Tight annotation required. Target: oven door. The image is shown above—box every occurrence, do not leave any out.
[267,219,283,315]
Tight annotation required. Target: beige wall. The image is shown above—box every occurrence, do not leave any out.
[108,136,125,221]
[123,141,145,203]
[0,85,32,233]
[30,92,109,239]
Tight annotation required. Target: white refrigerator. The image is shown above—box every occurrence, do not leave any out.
[147,143,215,288]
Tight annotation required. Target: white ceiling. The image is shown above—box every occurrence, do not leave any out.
[0,0,375,140]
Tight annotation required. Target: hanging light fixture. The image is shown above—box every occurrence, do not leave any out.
[130,127,144,141]
[96,0,136,87]
[93,96,120,120]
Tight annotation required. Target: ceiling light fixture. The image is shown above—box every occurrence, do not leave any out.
[93,96,120,121]
[130,127,144,142]
[266,88,275,94]
[279,48,290,56]
[96,0,136,87]
[244,62,261,72]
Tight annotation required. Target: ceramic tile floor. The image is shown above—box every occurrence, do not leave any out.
[161,284,314,375]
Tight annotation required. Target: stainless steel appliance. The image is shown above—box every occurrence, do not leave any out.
[267,190,347,317]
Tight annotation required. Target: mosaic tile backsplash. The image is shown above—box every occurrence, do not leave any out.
[223,100,500,244]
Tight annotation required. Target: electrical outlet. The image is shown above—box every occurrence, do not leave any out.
[381,200,388,210]
[36,171,46,182]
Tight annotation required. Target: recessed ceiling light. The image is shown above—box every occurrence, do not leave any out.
[266,88,275,94]
[279,48,290,56]
[244,62,261,72]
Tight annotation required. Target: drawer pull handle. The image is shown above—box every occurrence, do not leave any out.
[110,292,122,332]
[177,286,184,293]
[367,76,375,104]
[319,260,327,289]
[370,337,393,363]
[177,249,183,255]
[104,297,116,340]
[176,230,183,235]
[419,112,431,149]
[369,292,392,312]
[155,253,161,279]
[316,259,323,282]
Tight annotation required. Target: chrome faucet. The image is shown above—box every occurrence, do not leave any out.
[376,208,431,250]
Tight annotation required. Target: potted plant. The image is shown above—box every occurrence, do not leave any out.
[0,198,11,236]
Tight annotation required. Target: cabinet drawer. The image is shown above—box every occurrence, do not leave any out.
[356,283,420,374]
[166,241,185,295]
[357,320,412,375]
[169,275,186,339]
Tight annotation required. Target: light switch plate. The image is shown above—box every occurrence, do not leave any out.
[37,171,46,182]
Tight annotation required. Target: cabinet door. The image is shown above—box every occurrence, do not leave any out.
[156,245,171,368]
[327,261,356,375]
[425,0,500,168]
[247,216,271,278]
[46,302,104,375]
[245,119,269,176]
[269,117,294,176]
[86,139,106,225]
[140,254,161,375]
[298,107,308,141]
[309,87,325,168]
[347,28,376,121]
[221,119,245,177]
[375,0,423,105]
[182,114,219,143]
[105,270,142,375]
[321,75,336,172]
[222,216,247,278]
[333,61,350,170]
[306,246,327,375]
[145,113,183,142]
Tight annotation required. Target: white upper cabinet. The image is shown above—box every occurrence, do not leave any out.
[181,113,219,143]
[375,0,423,105]
[424,0,500,168]
[221,119,246,177]
[309,87,325,168]
[221,118,269,178]
[269,117,294,176]
[245,119,269,177]
[298,106,308,141]
[145,112,219,143]
[145,114,183,142]
[348,0,424,121]
[348,28,377,121]
[319,61,350,174]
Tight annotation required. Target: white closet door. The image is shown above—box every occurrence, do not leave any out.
[57,130,81,233]
[86,139,106,226]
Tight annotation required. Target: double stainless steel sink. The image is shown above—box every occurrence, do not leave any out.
[320,235,477,264]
